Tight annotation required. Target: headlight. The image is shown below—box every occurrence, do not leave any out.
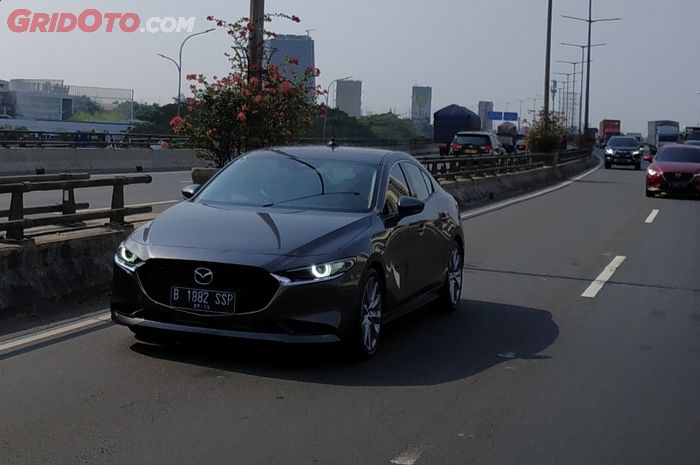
[647,167,659,176]
[115,243,143,272]
[605,147,614,155]
[633,149,642,155]
[275,259,356,285]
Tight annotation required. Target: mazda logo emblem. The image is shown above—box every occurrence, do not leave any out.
[674,173,682,179]
[194,268,214,286]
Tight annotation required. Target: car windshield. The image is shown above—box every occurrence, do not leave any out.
[455,135,490,146]
[685,141,700,146]
[196,152,378,212]
[608,137,638,147]
[655,147,700,163]
[658,134,678,142]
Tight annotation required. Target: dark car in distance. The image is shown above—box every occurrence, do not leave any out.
[604,136,643,170]
[111,146,465,358]
[646,144,700,198]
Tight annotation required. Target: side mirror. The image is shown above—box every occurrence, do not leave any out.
[397,196,425,218]
[181,184,201,200]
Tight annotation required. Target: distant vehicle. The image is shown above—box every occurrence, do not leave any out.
[497,122,518,154]
[648,120,680,148]
[685,126,700,141]
[0,114,14,120]
[74,131,114,149]
[599,119,621,146]
[627,132,643,145]
[514,136,527,153]
[604,136,643,170]
[433,105,481,156]
[449,131,504,156]
[646,144,700,198]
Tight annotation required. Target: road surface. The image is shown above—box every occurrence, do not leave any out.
[1,162,699,465]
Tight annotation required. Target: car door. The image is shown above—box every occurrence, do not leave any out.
[380,163,421,307]
[399,161,444,293]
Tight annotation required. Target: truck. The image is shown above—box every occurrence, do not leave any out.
[497,122,518,154]
[647,120,680,148]
[598,119,621,146]
[433,104,481,155]
[685,126,700,141]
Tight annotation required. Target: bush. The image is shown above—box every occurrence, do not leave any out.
[527,111,566,153]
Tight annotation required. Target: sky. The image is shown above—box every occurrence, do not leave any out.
[1,0,699,134]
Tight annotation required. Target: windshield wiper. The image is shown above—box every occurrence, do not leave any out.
[262,192,361,208]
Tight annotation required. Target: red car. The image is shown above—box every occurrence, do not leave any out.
[646,144,700,198]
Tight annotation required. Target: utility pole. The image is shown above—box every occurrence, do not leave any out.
[248,0,265,87]
[543,0,553,120]
[557,60,581,131]
[561,42,606,133]
[563,1,620,136]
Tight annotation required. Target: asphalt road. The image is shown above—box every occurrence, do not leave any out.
[1,161,699,465]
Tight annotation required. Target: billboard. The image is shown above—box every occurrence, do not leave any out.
[411,86,432,124]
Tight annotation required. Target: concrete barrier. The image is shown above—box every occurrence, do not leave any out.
[0,227,131,314]
[0,148,210,175]
[443,155,599,210]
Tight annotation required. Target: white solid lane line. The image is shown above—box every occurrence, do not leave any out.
[390,444,430,465]
[0,312,112,354]
[645,209,659,224]
[581,256,627,299]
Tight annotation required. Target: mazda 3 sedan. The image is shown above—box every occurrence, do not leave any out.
[111,146,465,357]
[646,144,700,198]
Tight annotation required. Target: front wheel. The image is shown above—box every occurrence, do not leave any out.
[438,243,464,313]
[349,269,383,358]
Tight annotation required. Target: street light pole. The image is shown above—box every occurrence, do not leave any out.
[557,60,582,131]
[158,28,215,117]
[248,0,265,88]
[554,72,573,127]
[543,0,554,119]
[561,42,606,133]
[322,76,352,142]
[563,1,621,136]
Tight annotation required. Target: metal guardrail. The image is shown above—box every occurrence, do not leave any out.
[422,149,591,181]
[0,130,190,149]
[0,174,153,241]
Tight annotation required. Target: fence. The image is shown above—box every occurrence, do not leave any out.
[0,174,153,241]
[422,148,591,181]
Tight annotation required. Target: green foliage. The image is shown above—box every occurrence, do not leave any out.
[359,113,422,140]
[172,14,321,168]
[69,111,126,122]
[527,111,567,153]
[306,109,423,141]
[129,103,179,134]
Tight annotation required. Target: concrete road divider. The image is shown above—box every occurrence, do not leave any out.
[0,148,210,176]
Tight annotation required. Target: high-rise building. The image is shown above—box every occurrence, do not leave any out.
[265,34,316,90]
[336,80,362,118]
[411,86,432,125]
[478,101,494,132]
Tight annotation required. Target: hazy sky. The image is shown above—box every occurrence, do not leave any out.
[1,0,699,133]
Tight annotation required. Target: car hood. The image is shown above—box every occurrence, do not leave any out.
[131,201,372,257]
[609,145,639,151]
[653,161,700,173]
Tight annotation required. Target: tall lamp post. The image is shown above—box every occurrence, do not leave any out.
[557,60,582,131]
[563,1,621,135]
[543,0,554,119]
[158,28,216,117]
[322,76,352,142]
[561,42,607,133]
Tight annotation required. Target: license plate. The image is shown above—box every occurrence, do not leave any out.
[465,149,477,155]
[170,286,236,314]
[670,183,688,189]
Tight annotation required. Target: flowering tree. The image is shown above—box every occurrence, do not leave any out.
[171,14,324,167]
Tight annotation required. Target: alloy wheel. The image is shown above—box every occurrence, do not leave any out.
[360,274,382,354]
[447,247,463,307]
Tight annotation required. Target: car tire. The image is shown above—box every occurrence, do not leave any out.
[438,242,464,313]
[604,162,611,169]
[347,268,384,359]
[646,190,655,198]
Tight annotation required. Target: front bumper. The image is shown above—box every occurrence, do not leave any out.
[646,177,700,196]
[606,154,640,165]
[110,260,363,344]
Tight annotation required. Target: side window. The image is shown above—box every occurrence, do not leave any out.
[400,162,430,201]
[383,164,411,216]
[421,170,435,195]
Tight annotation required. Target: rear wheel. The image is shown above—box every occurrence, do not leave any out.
[349,269,383,358]
[646,190,655,198]
[604,161,611,169]
[438,243,464,313]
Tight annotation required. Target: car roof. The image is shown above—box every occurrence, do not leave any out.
[249,145,400,164]
[659,143,700,151]
[455,131,493,136]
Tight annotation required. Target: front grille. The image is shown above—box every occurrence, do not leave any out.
[663,173,693,183]
[137,259,279,314]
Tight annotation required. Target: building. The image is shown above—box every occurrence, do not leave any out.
[411,86,432,137]
[0,78,134,122]
[336,80,362,118]
[478,101,494,132]
[265,34,316,91]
